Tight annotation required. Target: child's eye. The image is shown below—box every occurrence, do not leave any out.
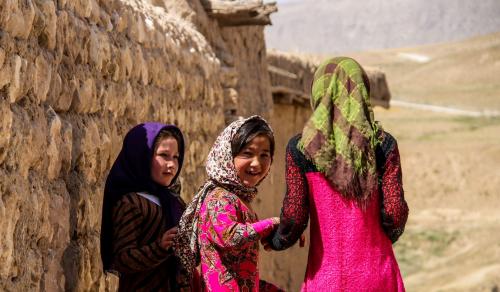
[159,153,172,159]
[243,151,254,156]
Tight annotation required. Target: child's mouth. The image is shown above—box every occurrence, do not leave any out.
[246,171,260,176]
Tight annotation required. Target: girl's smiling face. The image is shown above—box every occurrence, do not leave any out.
[233,134,272,187]
[151,137,179,186]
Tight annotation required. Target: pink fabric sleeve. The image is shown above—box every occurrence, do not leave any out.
[250,218,276,238]
[202,194,276,249]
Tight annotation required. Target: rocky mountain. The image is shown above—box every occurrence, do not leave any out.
[265,0,500,53]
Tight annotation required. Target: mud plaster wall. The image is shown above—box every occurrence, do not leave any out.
[220,25,273,120]
[257,103,312,292]
[0,0,276,290]
[0,0,302,291]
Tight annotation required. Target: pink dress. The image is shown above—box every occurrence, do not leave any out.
[197,187,277,291]
[303,173,405,291]
[270,134,408,291]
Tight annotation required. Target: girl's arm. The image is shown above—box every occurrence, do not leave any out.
[269,136,310,250]
[111,194,172,274]
[202,191,277,249]
[378,132,409,243]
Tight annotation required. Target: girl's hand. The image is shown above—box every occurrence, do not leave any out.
[160,227,178,250]
[261,237,272,251]
[299,233,306,248]
[271,216,280,225]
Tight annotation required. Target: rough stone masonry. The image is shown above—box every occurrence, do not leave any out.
[0,0,391,291]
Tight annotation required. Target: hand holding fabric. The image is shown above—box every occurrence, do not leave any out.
[160,227,178,250]
[299,233,306,248]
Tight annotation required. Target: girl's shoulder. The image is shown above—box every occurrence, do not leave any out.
[287,134,317,173]
[376,130,399,170]
[378,130,398,153]
[287,134,302,150]
[115,192,158,210]
[112,193,145,218]
[116,192,142,206]
[206,186,239,204]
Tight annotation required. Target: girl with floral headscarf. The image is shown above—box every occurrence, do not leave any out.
[174,116,283,291]
[267,57,408,291]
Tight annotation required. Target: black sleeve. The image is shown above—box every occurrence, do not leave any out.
[269,135,310,250]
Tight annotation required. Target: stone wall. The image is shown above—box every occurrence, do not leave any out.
[267,50,392,108]
[0,0,393,291]
[0,0,274,290]
[220,25,273,120]
[257,102,312,291]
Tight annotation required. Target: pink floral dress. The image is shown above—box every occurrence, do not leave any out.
[198,187,276,291]
[174,116,282,292]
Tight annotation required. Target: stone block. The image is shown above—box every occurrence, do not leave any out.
[0,48,11,93]
[46,106,62,180]
[57,0,67,10]
[37,0,57,50]
[34,54,52,103]
[127,13,146,44]
[130,46,149,85]
[105,81,133,118]
[4,106,47,177]
[120,45,133,81]
[72,0,92,19]
[223,87,238,107]
[0,48,5,67]
[112,11,128,33]
[71,78,99,114]
[59,120,73,175]
[76,118,100,184]
[47,71,75,112]
[2,0,35,40]
[44,180,70,291]
[89,27,111,73]
[0,174,21,278]
[0,101,13,164]
[8,55,27,103]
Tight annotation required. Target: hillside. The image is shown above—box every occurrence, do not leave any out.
[266,0,500,54]
[353,33,500,291]
[349,32,500,111]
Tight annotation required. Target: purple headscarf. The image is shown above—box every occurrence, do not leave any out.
[100,122,185,272]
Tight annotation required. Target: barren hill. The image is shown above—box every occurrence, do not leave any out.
[266,0,500,54]
[352,33,500,291]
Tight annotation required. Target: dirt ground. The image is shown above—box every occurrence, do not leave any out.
[374,106,500,291]
[354,33,500,291]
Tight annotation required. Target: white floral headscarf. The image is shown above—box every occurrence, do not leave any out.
[173,115,273,278]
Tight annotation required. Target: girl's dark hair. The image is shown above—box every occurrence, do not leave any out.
[153,128,182,152]
[231,118,275,158]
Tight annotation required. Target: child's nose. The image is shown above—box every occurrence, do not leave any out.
[250,157,260,167]
[165,160,175,169]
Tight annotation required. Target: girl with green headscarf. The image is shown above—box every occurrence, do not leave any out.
[267,57,408,291]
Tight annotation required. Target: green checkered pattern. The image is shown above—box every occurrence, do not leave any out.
[298,57,381,200]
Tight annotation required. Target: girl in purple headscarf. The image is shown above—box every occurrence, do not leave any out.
[100,123,189,291]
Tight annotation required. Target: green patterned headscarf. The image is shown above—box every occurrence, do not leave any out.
[298,57,381,203]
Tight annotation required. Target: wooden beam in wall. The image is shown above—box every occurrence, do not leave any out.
[202,0,278,26]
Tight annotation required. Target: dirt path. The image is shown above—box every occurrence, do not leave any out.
[390,99,500,117]
[374,106,500,291]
